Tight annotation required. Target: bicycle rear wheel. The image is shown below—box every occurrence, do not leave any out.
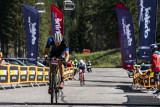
[51,72,56,104]
[83,73,85,85]
[80,73,83,86]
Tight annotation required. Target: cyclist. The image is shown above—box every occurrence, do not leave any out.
[77,59,86,83]
[87,61,92,72]
[0,52,6,66]
[43,32,69,94]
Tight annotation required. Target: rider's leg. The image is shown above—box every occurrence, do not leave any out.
[48,62,54,94]
[49,62,54,83]
[157,72,160,91]
[59,61,64,88]
[153,72,160,94]
[83,67,85,82]
[59,61,64,82]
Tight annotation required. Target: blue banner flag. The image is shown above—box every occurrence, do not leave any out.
[138,0,158,61]
[116,4,137,69]
[22,4,40,65]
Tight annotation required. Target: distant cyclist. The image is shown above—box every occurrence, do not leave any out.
[43,32,69,94]
[87,61,92,73]
[77,59,86,83]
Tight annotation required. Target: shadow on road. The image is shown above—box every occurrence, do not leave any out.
[116,85,160,105]
[122,95,160,105]
[0,102,159,106]
[116,85,146,93]
[85,80,132,84]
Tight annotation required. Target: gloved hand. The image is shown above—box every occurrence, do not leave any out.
[43,57,48,66]
[43,60,47,66]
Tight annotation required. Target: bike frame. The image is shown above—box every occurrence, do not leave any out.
[50,58,62,104]
[79,69,84,86]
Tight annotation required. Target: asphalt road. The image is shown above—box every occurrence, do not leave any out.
[0,68,160,106]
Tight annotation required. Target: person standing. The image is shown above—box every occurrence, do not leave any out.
[67,60,72,67]
[0,52,6,66]
[150,44,160,94]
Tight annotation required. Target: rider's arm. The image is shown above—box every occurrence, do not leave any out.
[44,37,53,59]
[44,48,50,59]
[63,38,69,62]
[84,63,87,70]
[65,51,69,62]
[2,60,6,65]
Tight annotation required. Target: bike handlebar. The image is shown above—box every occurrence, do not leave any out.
[44,57,67,68]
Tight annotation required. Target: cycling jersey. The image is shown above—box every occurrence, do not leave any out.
[46,37,69,58]
[77,62,86,73]
[152,51,160,72]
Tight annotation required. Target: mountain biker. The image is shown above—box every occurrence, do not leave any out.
[43,32,69,94]
[77,59,86,83]
[150,44,160,95]
[0,52,6,66]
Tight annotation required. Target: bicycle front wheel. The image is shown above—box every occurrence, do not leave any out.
[51,72,56,104]
[55,72,60,103]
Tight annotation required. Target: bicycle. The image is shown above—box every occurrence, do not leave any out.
[49,57,64,104]
[79,68,85,86]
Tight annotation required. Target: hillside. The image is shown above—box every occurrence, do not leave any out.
[70,48,122,68]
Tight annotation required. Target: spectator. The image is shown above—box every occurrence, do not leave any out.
[0,52,6,66]
[150,44,160,95]
[67,60,72,67]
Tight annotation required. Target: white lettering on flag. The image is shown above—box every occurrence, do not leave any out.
[55,18,62,33]
[28,17,36,45]
[122,18,132,46]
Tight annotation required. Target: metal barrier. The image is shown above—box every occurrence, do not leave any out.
[132,68,157,91]
[0,65,9,84]
[43,67,49,82]
[9,65,22,88]
[64,68,70,80]
[69,67,74,78]
[0,65,74,89]
[19,66,28,83]
[36,67,44,82]
[0,65,9,90]
[28,66,37,86]
[9,65,19,83]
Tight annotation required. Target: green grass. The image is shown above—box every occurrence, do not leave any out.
[70,48,122,68]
